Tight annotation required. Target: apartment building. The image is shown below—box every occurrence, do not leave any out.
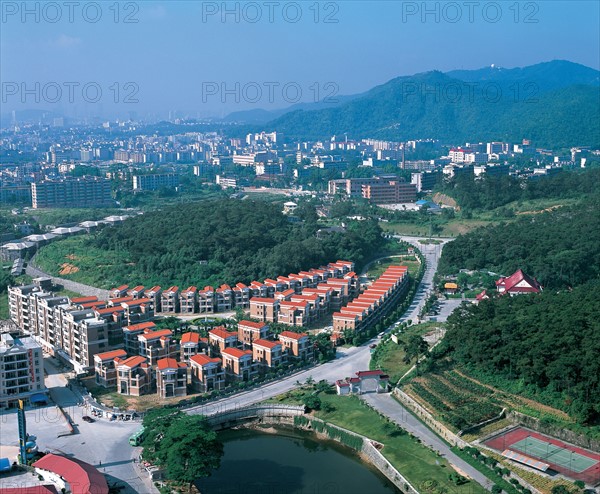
[278,331,312,361]
[251,339,283,370]
[110,285,129,299]
[8,282,51,333]
[123,321,156,355]
[127,285,146,299]
[189,354,225,393]
[361,181,417,204]
[93,349,127,388]
[156,358,187,399]
[116,356,153,396]
[233,283,251,309]
[221,348,256,382]
[31,177,113,208]
[278,301,310,327]
[0,333,45,410]
[237,320,270,347]
[180,332,207,362]
[132,173,179,191]
[198,286,215,313]
[144,286,162,312]
[161,286,180,313]
[215,285,234,312]
[138,329,177,365]
[180,286,198,313]
[208,327,238,356]
[249,298,279,322]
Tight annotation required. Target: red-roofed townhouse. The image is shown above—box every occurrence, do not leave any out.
[221,348,256,382]
[116,356,153,395]
[274,288,295,301]
[107,296,134,307]
[289,273,310,291]
[91,305,125,349]
[250,297,279,322]
[278,276,300,293]
[70,296,98,307]
[233,283,251,309]
[237,320,270,347]
[161,286,180,313]
[291,293,324,319]
[180,286,198,313]
[336,260,355,272]
[216,284,234,312]
[32,453,108,494]
[332,312,360,334]
[144,286,162,312]
[262,278,282,296]
[123,321,156,355]
[180,332,207,361]
[109,285,128,299]
[344,271,359,297]
[208,327,238,356]
[252,338,283,370]
[198,286,215,313]
[127,285,146,299]
[138,329,177,365]
[94,349,127,388]
[278,301,309,327]
[156,358,187,398]
[309,268,329,282]
[121,297,154,325]
[496,269,542,295]
[189,354,224,392]
[278,331,312,361]
[298,271,320,287]
[249,281,269,298]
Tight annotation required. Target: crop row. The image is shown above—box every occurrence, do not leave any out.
[426,374,475,407]
[409,383,451,412]
[443,370,493,396]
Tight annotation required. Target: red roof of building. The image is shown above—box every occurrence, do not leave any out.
[164,286,179,294]
[235,283,249,290]
[496,269,542,294]
[332,312,358,320]
[238,320,268,330]
[108,296,134,305]
[181,332,200,344]
[250,297,277,304]
[209,327,237,340]
[222,347,252,359]
[121,298,152,307]
[252,338,281,349]
[476,290,489,301]
[94,349,127,361]
[336,380,350,387]
[279,331,308,340]
[356,370,386,378]
[118,356,147,368]
[157,358,185,370]
[182,286,197,294]
[123,321,156,332]
[190,354,221,367]
[112,285,129,292]
[139,329,172,341]
[33,454,108,494]
[94,306,125,316]
[145,286,161,294]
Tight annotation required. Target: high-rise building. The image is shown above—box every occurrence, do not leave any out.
[31,177,113,208]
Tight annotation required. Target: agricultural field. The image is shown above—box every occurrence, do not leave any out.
[403,368,576,434]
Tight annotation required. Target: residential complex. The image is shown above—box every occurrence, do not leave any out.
[31,177,113,208]
[0,332,45,409]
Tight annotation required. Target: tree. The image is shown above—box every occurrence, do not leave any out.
[141,411,223,493]
[304,394,322,411]
[403,335,429,365]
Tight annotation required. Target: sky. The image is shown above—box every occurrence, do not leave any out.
[1,0,599,119]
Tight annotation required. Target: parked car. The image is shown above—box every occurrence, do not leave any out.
[82,416,95,423]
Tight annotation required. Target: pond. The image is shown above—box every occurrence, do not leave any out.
[196,428,399,494]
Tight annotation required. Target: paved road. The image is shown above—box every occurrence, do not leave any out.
[26,256,110,300]
[362,392,492,490]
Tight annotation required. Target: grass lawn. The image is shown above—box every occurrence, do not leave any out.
[370,322,445,383]
[267,388,486,494]
[0,292,9,320]
[315,394,488,494]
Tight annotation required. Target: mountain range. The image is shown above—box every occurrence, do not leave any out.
[228,60,600,147]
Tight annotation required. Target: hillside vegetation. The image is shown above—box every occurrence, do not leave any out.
[437,199,600,289]
[435,282,600,426]
[35,199,385,289]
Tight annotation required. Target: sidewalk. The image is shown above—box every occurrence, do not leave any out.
[361,392,493,491]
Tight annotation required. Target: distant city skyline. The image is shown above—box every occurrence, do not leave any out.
[1,1,599,119]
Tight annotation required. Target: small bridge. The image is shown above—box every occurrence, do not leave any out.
[205,404,305,430]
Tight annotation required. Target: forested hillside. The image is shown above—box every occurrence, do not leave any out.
[439,168,600,212]
[437,282,600,424]
[37,199,385,288]
[437,199,600,289]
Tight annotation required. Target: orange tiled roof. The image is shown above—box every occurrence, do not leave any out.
[94,349,127,361]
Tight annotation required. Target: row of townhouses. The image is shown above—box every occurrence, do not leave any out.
[94,320,312,399]
[332,265,410,339]
[7,261,355,374]
[108,260,357,314]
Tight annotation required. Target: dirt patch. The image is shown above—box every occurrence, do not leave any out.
[450,464,472,479]
[59,263,80,275]
[516,205,563,215]
[432,192,458,209]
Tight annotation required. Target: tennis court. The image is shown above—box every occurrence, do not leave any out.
[511,436,598,473]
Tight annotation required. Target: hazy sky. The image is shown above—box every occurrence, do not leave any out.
[1,0,599,119]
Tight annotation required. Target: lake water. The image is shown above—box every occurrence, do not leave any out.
[196,428,399,494]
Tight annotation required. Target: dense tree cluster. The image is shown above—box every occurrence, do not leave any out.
[437,200,600,289]
[439,169,600,212]
[439,282,600,424]
[89,199,385,287]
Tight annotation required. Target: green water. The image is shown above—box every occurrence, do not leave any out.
[197,428,399,493]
